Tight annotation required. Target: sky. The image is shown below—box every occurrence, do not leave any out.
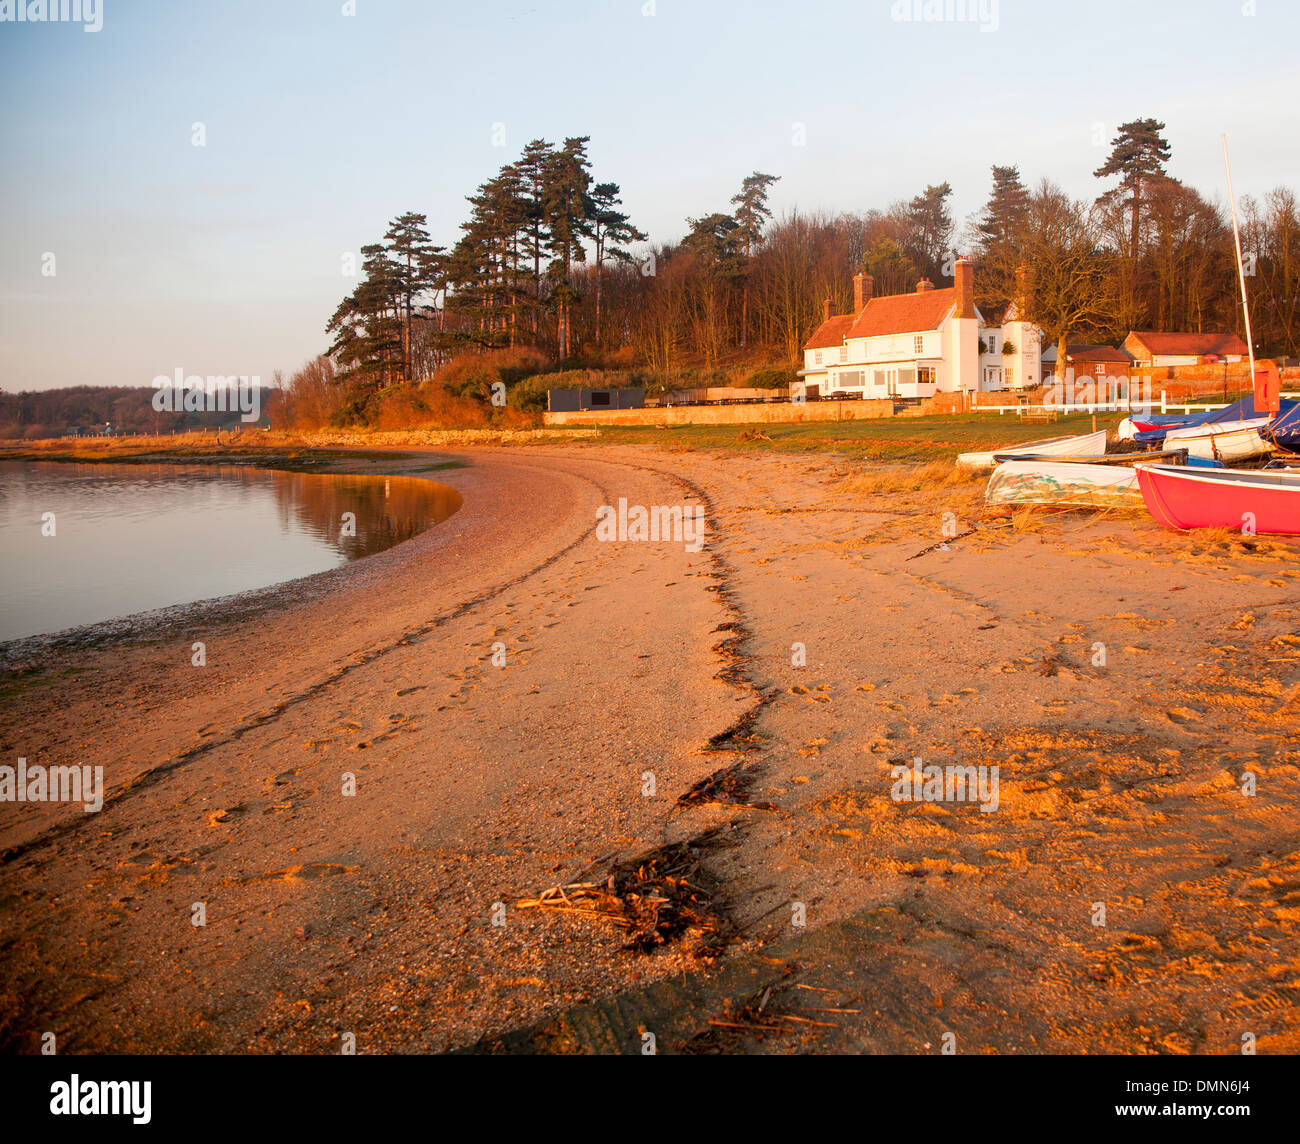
[1,0,1298,392]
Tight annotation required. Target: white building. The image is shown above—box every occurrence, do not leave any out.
[800,259,1041,399]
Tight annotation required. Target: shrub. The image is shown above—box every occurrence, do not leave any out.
[435,347,551,400]
[744,366,799,390]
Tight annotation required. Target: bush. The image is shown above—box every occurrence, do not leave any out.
[435,347,551,400]
[508,368,630,412]
[744,366,799,390]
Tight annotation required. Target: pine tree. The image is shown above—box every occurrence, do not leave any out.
[904,182,954,281]
[449,166,530,346]
[589,181,646,348]
[1094,118,1172,260]
[730,171,780,348]
[543,136,594,359]
[383,212,445,381]
[326,244,404,395]
[973,166,1030,311]
[513,139,555,335]
[976,165,1029,253]
[682,212,743,366]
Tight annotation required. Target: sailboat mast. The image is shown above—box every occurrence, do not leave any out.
[1222,133,1257,381]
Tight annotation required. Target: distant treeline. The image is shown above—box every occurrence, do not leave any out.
[0,385,277,440]
[275,117,1299,429]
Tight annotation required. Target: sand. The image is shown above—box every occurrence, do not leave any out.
[1,444,1298,1054]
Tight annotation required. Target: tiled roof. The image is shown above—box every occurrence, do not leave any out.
[804,314,855,350]
[845,287,957,339]
[1127,331,1248,356]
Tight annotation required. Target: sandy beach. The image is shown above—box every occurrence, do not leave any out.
[2,443,1299,1055]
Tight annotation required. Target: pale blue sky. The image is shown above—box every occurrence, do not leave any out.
[1,0,1297,390]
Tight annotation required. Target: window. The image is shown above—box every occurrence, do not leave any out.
[987,335,997,355]
[839,345,848,363]
[814,350,823,365]
[590,391,611,407]
[913,335,924,354]
[1094,363,1106,375]
[918,367,936,386]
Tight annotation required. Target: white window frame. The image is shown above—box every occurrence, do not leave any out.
[814,350,823,365]
[913,335,924,354]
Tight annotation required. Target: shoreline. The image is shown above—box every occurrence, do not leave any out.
[0,451,471,671]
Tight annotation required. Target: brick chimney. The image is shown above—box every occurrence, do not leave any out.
[954,258,975,318]
[916,278,934,293]
[853,272,873,312]
[1013,261,1028,314]
[822,296,832,322]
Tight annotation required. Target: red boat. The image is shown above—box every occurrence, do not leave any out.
[1135,463,1300,535]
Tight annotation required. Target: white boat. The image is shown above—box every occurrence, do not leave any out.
[956,429,1108,471]
[986,459,1144,509]
[1163,418,1271,462]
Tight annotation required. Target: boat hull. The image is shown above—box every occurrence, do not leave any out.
[956,429,1108,471]
[1135,464,1300,534]
[1163,419,1271,462]
[986,460,1143,509]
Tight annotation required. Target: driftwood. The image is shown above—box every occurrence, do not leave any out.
[516,832,734,958]
[905,529,977,561]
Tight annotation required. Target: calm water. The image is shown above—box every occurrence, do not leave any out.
[0,462,462,642]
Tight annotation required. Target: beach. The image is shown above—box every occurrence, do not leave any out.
[2,443,1299,1054]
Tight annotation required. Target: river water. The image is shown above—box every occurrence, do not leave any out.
[0,462,461,642]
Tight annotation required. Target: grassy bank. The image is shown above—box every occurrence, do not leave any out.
[574,410,1127,462]
[1,411,1125,466]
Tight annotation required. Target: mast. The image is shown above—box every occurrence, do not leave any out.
[1222,133,1257,382]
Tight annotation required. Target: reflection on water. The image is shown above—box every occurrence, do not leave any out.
[0,462,462,642]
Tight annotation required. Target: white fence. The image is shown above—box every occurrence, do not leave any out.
[984,391,1300,417]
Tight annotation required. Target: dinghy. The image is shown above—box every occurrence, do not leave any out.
[956,429,1107,471]
[1162,418,1271,462]
[1135,463,1300,534]
[986,460,1145,509]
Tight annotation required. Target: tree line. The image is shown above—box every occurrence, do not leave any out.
[307,118,1298,421]
[0,385,276,440]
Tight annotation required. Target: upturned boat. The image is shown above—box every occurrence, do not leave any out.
[986,459,1145,509]
[1134,463,1300,534]
[1162,418,1272,462]
[956,429,1107,471]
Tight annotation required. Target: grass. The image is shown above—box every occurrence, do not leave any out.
[1,411,1124,468]
[838,459,987,498]
[576,411,1127,462]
